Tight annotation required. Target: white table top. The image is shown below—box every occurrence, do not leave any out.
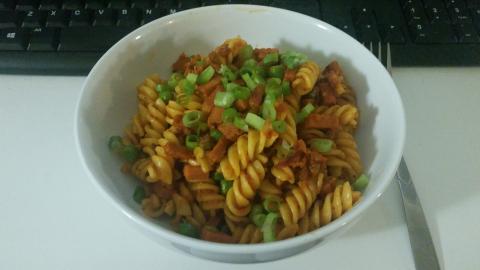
[1,68,479,270]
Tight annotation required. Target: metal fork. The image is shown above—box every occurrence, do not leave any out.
[367,42,441,270]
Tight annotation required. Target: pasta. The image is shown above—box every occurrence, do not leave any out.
[108,38,369,244]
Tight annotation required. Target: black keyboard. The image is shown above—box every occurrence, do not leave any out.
[1,0,480,74]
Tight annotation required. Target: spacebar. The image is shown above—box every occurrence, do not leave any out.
[58,27,134,52]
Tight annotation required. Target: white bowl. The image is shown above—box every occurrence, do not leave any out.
[74,5,405,263]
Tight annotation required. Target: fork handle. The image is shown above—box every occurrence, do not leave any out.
[396,158,441,270]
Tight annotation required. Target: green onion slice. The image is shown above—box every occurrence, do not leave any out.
[241,73,257,90]
[185,134,200,150]
[214,91,236,108]
[272,120,286,133]
[178,220,200,238]
[182,111,202,128]
[262,212,279,242]
[220,179,233,195]
[239,44,253,61]
[245,112,265,131]
[263,52,279,65]
[311,138,333,153]
[213,172,224,183]
[353,174,369,191]
[186,73,198,84]
[121,144,140,162]
[295,103,315,123]
[261,101,277,122]
[233,116,249,132]
[180,79,195,96]
[268,65,285,78]
[210,129,223,141]
[219,64,237,81]
[168,73,184,88]
[222,107,238,123]
[132,185,145,204]
[263,196,281,213]
[280,50,308,69]
[197,66,215,84]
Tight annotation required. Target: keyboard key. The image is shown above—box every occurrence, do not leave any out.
[92,8,115,25]
[15,0,38,10]
[466,0,480,7]
[380,24,405,43]
[0,11,18,28]
[21,10,46,27]
[401,0,423,10]
[425,5,450,23]
[449,6,472,23]
[352,7,375,25]
[404,5,428,24]
[0,28,28,50]
[45,9,68,27]
[131,0,152,8]
[454,23,480,42]
[63,0,84,10]
[28,27,59,50]
[39,0,61,10]
[270,0,320,18]
[356,23,381,42]
[410,23,456,43]
[156,0,177,12]
[178,0,199,11]
[141,8,166,24]
[445,0,466,8]
[108,0,129,9]
[423,0,444,7]
[117,8,138,26]
[69,9,90,26]
[58,26,131,51]
[0,0,16,10]
[85,0,106,9]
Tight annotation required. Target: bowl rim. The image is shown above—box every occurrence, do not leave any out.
[74,4,406,254]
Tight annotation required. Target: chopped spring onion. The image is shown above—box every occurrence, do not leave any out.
[186,73,198,84]
[159,89,174,102]
[311,138,333,153]
[220,179,233,194]
[295,103,315,123]
[353,174,369,191]
[239,44,254,61]
[249,204,266,227]
[180,79,195,96]
[221,77,229,89]
[240,59,258,75]
[233,86,251,100]
[213,172,224,183]
[268,65,284,78]
[178,220,200,238]
[263,52,279,65]
[262,101,277,122]
[167,73,184,88]
[210,129,223,141]
[280,50,308,69]
[132,185,146,204]
[241,73,257,90]
[197,66,215,84]
[252,72,266,85]
[214,91,236,108]
[233,116,249,132]
[226,82,240,92]
[222,107,238,123]
[182,111,202,128]
[265,78,282,98]
[219,64,237,81]
[281,80,291,96]
[245,112,265,131]
[121,144,140,162]
[108,136,124,153]
[263,196,280,213]
[185,134,200,150]
[155,84,172,94]
[272,120,286,133]
[262,212,279,242]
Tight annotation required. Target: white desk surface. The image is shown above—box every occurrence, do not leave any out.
[1,68,479,270]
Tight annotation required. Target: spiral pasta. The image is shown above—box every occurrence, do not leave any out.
[226,158,267,217]
[110,38,368,244]
[292,61,321,96]
[220,129,274,181]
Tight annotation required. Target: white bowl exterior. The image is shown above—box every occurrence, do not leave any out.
[75,5,405,263]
